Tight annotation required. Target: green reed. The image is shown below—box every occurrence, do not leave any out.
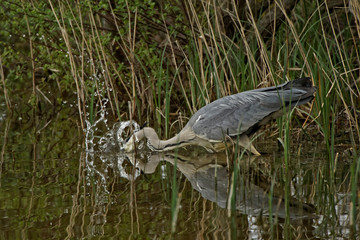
[268,175,276,239]
[228,134,248,239]
[170,149,181,234]
[277,108,295,235]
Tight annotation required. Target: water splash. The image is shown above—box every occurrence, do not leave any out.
[98,120,142,152]
[83,95,151,224]
[83,99,111,200]
[84,105,108,154]
[84,114,145,183]
[81,71,148,227]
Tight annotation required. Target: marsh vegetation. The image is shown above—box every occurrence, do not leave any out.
[0,0,359,238]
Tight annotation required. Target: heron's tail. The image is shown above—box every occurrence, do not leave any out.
[283,77,317,107]
[259,77,316,95]
[259,77,317,107]
[286,77,316,94]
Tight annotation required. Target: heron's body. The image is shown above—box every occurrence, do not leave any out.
[124,77,316,154]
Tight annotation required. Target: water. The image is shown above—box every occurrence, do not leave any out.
[0,109,358,239]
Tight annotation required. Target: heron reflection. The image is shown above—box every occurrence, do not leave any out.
[125,150,316,220]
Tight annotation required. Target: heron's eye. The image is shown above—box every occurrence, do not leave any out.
[140,122,148,129]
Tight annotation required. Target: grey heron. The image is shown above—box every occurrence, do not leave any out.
[124,77,316,155]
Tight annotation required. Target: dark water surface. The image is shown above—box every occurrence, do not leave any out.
[0,109,358,239]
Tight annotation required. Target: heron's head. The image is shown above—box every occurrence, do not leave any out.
[123,123,150,152]
[123,127,161,152]
[123,134,136,152]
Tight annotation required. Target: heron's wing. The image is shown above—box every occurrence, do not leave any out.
[189,89,309,141]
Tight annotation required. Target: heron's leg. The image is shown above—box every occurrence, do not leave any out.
[238,135,261,156]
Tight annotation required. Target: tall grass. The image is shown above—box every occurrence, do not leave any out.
[4,0,357,144]
[277,108,294,236]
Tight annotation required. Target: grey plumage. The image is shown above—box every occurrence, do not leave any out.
[124,77,316,154]
[188,77,316,141]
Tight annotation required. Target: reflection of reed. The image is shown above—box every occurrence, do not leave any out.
[0,115,11,188]
[129,160,140,237]
[66,151,86,240]
[67,151,115,239]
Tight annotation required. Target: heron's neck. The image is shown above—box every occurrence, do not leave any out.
[134,127,195,151]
